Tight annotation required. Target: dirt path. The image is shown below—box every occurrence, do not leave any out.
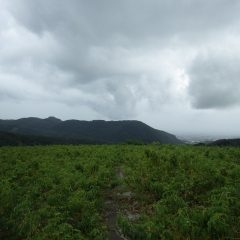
[104,167,126,240]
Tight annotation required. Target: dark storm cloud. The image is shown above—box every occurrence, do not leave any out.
[7,0,240,38]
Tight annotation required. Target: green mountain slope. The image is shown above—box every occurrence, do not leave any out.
[0,117,182,145]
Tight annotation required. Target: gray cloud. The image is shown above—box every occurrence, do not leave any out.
[188,50,240,109]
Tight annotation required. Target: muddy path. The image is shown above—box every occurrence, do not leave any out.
[103,167,126,240]
[104,194,123,240]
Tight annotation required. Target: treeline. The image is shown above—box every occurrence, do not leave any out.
[0,132,98,147]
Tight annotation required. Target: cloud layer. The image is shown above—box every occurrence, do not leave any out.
[1,0,240,135]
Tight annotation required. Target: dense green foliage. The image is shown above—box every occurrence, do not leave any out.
[0,145,240,239]
[119,145,240,240]
[0,146,120,239]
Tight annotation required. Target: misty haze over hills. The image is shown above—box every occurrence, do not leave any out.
[179,134,240,144]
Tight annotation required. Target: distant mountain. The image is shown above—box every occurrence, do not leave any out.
[0,117,182,145]
[209,139,240,147]
[194,138,240,147]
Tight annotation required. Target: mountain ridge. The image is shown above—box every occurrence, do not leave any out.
[0,117,182,145]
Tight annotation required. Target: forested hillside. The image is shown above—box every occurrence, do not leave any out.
[0,117,181,144]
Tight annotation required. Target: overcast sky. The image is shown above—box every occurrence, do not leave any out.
[1,0,240,137]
